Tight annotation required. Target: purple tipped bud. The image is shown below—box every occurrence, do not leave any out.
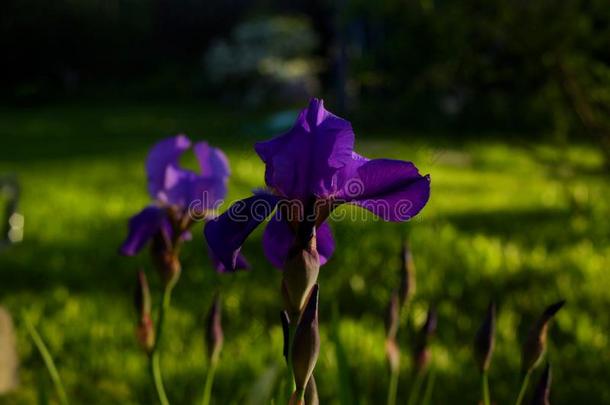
[474,301,496,373]
[291,284,320,394]
[282,228,320,318]
[151,232,181,288]
[531,363,552,405]
[205,294,223,362]
[398,242,416,307]
[422,307,438,336]
[280,310,290,361]
[385,291,400,341]
[521,300,565,374]
[385,339,401,373]
[413,307,437,373]
[134,271,155,353]
[134,270,152,316]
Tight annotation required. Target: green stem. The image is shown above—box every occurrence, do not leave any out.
[482,371,490,405]
[406,370,425,405]
[421,367,436,405]
[201,355,219,405]
[149,285,173,405]
[514,370,532,405]
[386,368,399,405]
[285,322,297,399]
[23,314,69,405]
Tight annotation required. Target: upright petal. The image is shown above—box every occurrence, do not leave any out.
[263,216,335,269]
[339,159,430,222]
[160,165,227,210]
[204,194,280,271]
[194,142,230,180]
[255,99,355,199]
[119,206,167,256]
[146,135,191,200]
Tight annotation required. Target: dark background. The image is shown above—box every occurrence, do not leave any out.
[3,0,610,148]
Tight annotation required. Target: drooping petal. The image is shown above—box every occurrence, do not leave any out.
[263,216,335,269]
[339,158,430,222]
[207,243,250,273]
[194,141,230,180]
[254,98,355,199]
[119,206,167,256]
[316,221,335,264]
[262,216,292,268]
[146,135,191,200]
[204,193,280,271]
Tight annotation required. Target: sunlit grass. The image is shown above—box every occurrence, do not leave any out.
[0,102,608,404]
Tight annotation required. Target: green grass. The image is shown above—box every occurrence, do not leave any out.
[0,101,609,404]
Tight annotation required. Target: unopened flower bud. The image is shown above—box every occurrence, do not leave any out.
[134,271,155,353]
[205,294,223,362]
[151,233,181,288]
[398,242,416,307]
[413,307,437,373]
[282,229,320,318]
[521,300,565,374]
[291,284,320,396]
[474,301,496,373]
[385,291,400,341]
[531,363,552,405]
[385,338,400,373]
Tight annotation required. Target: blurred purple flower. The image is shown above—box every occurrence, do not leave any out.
[120,135,248,272]
[205,99,431,271]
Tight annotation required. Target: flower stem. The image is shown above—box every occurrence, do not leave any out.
[514,370,532,405]
[23,314,69,405]
[149,284,173,405]
[386,368,399,405]
[482,371,490,405]
[421,366,436,405]
[201,354,219,405]
[285,322,297,399]
[406,370,425,405]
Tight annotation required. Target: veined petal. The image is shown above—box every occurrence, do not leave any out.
[194,141,230,180]
[204,194,280,271]
[119,206,167,256]
[254,98,354,199]
[146,135,191,200]
[263,216,335,269]
[342,159,431,222]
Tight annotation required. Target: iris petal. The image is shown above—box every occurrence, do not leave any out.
[341,158,431,222]
[146,135,191,200]
[263,216,335,269]
[207,243,250,273]
[119,206,167,256]
[204,193,280,271]
[255,98,354,199]
[162,165,227,211]
[194,141,230,179]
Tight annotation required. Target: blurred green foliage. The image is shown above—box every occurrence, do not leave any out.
[347,0,610,161]
[0,102,608,404]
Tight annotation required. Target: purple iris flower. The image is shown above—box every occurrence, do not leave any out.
[119,134,248,272]
[205,99,431,271]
